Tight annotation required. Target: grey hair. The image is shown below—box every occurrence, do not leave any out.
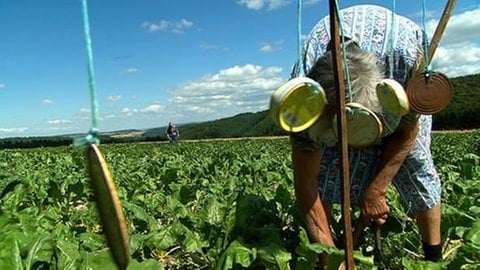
[307,40,384,114]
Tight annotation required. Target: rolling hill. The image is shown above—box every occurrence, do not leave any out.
[1,73,479,148]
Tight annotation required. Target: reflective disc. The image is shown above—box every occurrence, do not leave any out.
[270,77,327,132]
[87,144,130,270]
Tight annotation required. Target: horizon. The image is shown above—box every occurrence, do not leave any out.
[1,0,479,138]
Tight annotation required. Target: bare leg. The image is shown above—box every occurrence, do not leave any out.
[416,202,441,245]
[416,202,442,261]
[323,203,333,223]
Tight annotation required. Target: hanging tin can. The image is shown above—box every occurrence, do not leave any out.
[270,77,327,133]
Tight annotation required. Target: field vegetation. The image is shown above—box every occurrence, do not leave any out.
[0,130,478,269]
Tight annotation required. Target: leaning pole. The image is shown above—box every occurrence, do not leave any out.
[328,1,355,269]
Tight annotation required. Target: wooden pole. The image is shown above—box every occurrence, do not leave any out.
[427,0,457,64]
[328,1,354,269]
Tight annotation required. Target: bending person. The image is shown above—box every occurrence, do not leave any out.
[289,4,442,267]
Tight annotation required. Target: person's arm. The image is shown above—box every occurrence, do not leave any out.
[361,120,419,224]
[292,148,335,246]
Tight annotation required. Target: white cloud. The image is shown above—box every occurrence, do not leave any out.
[142,18,194,34]
[121,107,137,117]
[427,7,480,77]
[122,67,141,74]
[42,126,73,132]
[259,40,283,53]
[80,108,90,113]
[107,95,122,102]
[42,99,53,105]
[179,19,193,28]
[200,42,230,52]
[237,0,290,10]
[304,0,320,6]
[0,83,5,89]
[142,104,164,114]
[426,7,480,46]
[0,127,28,134]
[200,43,220,50]
[413,9,437,20]
[48,119,72,125]
[260,44,274,53]
[432,42,480,77]
[167,64,284,122]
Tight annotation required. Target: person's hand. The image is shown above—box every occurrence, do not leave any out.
[360,185,389,225]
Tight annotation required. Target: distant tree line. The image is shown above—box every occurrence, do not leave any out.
[1,73,479,149]
[0,135,147,149]
[432,73,480,130]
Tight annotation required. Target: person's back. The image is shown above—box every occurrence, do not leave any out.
[166,122,179,143]
[288,4,443,266]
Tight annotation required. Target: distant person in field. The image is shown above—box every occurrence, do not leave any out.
[290,4,442,267]
[166,122,180,144]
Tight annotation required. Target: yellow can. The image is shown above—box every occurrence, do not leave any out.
[269,77,327,132]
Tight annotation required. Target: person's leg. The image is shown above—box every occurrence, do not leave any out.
[322,202,333,223]
[416,202,442,261]
[392,115,442,261]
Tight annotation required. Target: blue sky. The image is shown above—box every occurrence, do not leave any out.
[1,0,479,138]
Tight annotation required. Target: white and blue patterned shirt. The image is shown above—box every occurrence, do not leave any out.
[293,4,425,84]
[290,5,441,212]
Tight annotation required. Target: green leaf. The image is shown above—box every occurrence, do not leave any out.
[204,197,226,225]
[25,235,54,269]
[257,244,291,270]
[296,227,373,269]
[123,201,158,232]
[0,237,24,270]
[256,227,291,270]
[402,257,445,270]
[77,232,106,252]
[146,227,178,251]
[298,227,337,255]
[183,229,204,253]
[78,250,117,270]
[465,220,480,246]
[295,256,314,270]
[55,239,80,269]
[127,259,165,270]
[215,239,257,270]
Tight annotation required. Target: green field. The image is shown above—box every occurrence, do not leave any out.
[0,131,479,269]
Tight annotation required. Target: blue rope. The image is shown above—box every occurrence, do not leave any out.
[74,0,100,146]
[389,0,396,79]
[421,0,431,73]
[297,0,305,76]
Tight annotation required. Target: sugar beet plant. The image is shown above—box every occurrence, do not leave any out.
[0,131,479,269]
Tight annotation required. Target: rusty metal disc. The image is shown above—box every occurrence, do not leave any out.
[406,72,452,114]
[87,144,130,270]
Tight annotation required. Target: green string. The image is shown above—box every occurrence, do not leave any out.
[389,0,396,79]
[421,0,431,73]
[74,0,99,146]
[296,0,353,105]
[297,0,305,77]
